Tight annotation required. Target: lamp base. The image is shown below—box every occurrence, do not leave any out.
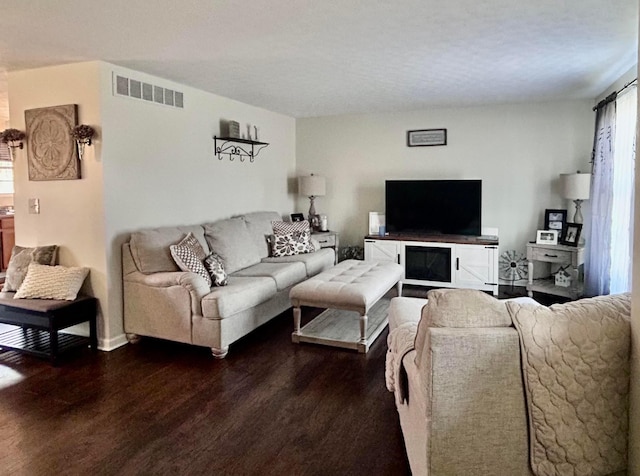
[572,199,584,224]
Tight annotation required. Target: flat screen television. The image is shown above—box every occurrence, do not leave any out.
[385,179,482,236]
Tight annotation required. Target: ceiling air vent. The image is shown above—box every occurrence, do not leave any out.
[112,73,184,109]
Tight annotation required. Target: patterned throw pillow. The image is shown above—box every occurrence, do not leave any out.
[2,245,58,292]
[270,232,314,257]
[270,220,314,257]
[204,252,228,286]
[169,233,212,287]
[14,263,89,301]
[272,220,310,235]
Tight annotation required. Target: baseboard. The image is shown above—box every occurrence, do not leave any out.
[99,333,128,351]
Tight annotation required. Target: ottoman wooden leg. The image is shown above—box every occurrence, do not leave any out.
[292,306,302,343]
[357,313,369,353]
[396,281,403,297]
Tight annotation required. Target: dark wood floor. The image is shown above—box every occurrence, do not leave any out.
[0,303,411,476]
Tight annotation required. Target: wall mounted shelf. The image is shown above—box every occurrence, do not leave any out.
[213,136,269,162]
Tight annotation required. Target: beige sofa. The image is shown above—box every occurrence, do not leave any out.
[123,211,334,358]
[386,289,631,476]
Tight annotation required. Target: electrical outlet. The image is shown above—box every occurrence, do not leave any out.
[28,198,40,214]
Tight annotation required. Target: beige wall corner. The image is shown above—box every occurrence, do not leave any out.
[7,61,109,344]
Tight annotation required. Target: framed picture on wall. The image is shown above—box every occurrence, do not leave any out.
[544,209,567,232]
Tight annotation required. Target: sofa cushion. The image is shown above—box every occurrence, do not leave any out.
[130,226,209,274]
[261,248,334,277]
[204,218,262,274]
[201,276,277,319]
[239,211,282,259]
[232,262,306,291]
[170,233,212,287]
[508,294,631,476]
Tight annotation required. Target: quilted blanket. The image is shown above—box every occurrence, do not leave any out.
[385,321,417,405]
[508,293,631,476]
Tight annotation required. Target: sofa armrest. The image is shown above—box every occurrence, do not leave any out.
[426,327,531,475]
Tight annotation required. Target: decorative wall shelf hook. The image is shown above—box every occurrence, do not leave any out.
[0,128,26,160]
[214,136,269,163]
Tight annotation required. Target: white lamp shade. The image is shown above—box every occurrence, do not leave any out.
[560,173,591,200]
[298,175,326,197]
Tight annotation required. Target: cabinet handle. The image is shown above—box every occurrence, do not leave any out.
[544,254,558,258]
[319,240,328,244]
[397,254,400,264]
[456,257,460,270]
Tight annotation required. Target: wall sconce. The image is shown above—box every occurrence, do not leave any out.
[0,128,26,161]
[71,124,96,161]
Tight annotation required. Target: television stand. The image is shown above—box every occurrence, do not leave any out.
[364,234,499,295]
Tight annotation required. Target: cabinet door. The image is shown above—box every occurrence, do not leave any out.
[364,240,399,263]
[1,217,14,271]
[454,245,497,288]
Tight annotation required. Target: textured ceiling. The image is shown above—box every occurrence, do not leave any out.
[0,0,637,120]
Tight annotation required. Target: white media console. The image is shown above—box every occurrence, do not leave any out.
[364,235,499,295]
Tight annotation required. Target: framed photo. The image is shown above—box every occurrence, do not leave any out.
[536,229,558,245]
[290,213,305,222]
[560,223,582,247]
[407,129,447,147]
[544,209,567,232]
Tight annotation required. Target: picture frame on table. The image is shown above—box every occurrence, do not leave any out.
[536,229,558,245]
[544,209,567,233]
[290,213,305,222]
[368,212,385,236]
[560,223,582,247]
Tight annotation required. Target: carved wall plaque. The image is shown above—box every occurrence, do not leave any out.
[24,104,80,181]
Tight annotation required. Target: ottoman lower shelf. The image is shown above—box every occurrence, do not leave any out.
[292,299,390,353]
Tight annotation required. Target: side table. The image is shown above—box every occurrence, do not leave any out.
[312,231,339,264]
[526,242,585,300]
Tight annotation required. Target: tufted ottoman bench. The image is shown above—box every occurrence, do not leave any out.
[290,259,403,353]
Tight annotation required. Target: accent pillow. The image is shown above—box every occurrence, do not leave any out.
[2,245,58,292]
[271,220,310,235]
[204,252,228,286]
[169,233,212,287]
[14,263,89,301]
[270,232,314,257]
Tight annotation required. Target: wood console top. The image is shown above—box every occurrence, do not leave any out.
[364,234,499,245]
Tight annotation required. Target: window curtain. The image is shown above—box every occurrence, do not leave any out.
[610,86,636,293]
[585,101,616,296]
[585,85,637,296]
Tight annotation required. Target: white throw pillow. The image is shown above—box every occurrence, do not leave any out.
[14,263,89,301]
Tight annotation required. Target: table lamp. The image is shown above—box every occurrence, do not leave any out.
[298,174,326,222]
[560,172,591,224]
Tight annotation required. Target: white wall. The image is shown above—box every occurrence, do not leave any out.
[296,101,594,255]
[7,62,108,337]
[99,63,296,345]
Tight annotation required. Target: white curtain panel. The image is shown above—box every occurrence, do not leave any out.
[610,86,637,294]
[585,101,616,296]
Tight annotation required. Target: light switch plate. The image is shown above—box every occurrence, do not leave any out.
[28,198,40,214]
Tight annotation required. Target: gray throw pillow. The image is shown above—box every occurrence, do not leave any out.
[204,252,228,286]
[169,233,212,287]
[2,245,58,292]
